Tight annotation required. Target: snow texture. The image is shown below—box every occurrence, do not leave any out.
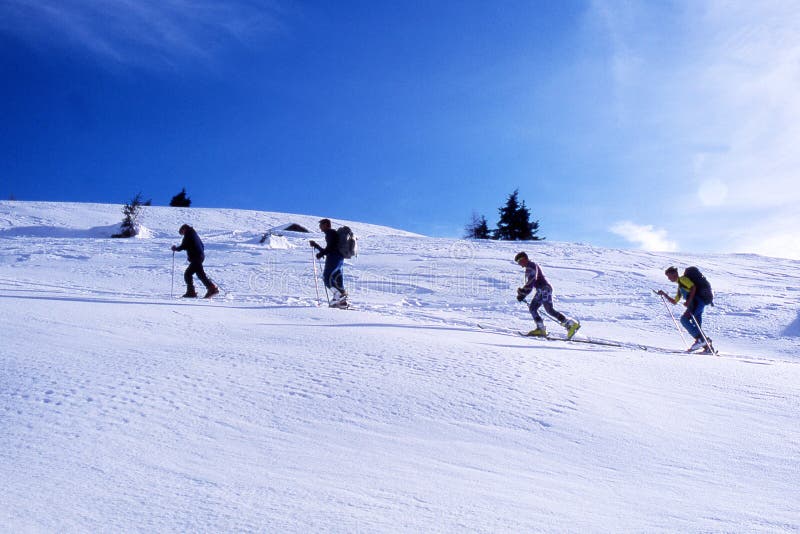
[1,201,798,532]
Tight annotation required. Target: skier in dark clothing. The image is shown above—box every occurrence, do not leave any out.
[515,251,580,339]
[171,224,219,298]
[310,218,347,307]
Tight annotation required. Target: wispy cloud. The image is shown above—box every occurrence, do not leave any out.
[0,0,284,69]
[590,0,800,259]
[610,221,678,252]
[685,2,800,210]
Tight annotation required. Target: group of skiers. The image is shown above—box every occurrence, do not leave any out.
[515,255,713,352]
[171,221,713,352]
[170,219,348,307]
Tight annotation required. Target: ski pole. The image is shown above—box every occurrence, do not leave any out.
[311,246,321,305]
[689,310,716,354]
[654,289,688,346]
[653,289,688,345]
[318,257,330,305]
[171,250,175,298]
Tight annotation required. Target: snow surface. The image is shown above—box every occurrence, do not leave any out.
[1,201,798,532]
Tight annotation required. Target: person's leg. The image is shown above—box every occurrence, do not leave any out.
[540,287,567,324]
[331,261,345,294]
[528,289,546,331]
[183,264,197,297]
[692,300,706,329]
[192,261,214,289]
[322,257,346,304]
[689,300,709,346]
[322,257,336,289]
[538,286,579,338]
[189,261,218,297]
[680,311,701,339]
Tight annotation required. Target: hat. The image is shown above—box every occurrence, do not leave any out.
[514,251,528,262]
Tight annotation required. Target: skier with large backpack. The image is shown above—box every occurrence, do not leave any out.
[657,266,714,352]
[310,218,355,308]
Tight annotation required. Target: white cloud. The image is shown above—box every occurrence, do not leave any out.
[610,221,679,252]
[0,0,283,68]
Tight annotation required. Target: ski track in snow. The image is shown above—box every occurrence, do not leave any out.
[1,202,799,532]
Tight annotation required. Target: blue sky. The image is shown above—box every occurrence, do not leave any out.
[2,1,799,259]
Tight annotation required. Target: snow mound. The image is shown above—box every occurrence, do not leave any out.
[257,233,294,249]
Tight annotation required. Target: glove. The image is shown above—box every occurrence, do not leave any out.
[171,245,177,252]
[309,240,318,249]
[316,252,324,259]
[516,288,526,302]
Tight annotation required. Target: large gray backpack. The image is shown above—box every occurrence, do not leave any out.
[336,226,358,259]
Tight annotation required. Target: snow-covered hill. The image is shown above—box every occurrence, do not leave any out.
[1,201,798,531]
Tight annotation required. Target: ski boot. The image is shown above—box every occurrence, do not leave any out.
[700,338,716,355]
[329,289,349,309]
[526,327,547,337]
[182,287,198,298]
[687,338,705,352]
[203,284,220,299]
[564,319,581,340]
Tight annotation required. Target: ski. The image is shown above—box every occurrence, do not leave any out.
[686,345,719,356]
[481,323,723,357]
[517,331,622,348]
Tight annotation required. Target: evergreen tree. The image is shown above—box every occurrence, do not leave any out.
[113,193,146,238]
[170,188,191,207]
[514,199,542,241]
[464,213,491,239]
[493,189,543,241]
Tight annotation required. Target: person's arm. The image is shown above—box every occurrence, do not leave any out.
[316,230,339,257]
[517,264,538,300]
[172,234,188,252]
[656,288,679,305]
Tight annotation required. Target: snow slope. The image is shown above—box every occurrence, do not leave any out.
[1,201,798,532]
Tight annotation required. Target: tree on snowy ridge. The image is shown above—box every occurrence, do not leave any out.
[112,192,148,238]
[465,212,492,239]
[170,188,191,207]
[493,189,543,241]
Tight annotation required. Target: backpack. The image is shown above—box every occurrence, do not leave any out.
[336,226,358,259]
[683,266,713,305]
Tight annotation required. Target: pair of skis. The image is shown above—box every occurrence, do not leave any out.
[517,330,623,348]
[477,322,622,349]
